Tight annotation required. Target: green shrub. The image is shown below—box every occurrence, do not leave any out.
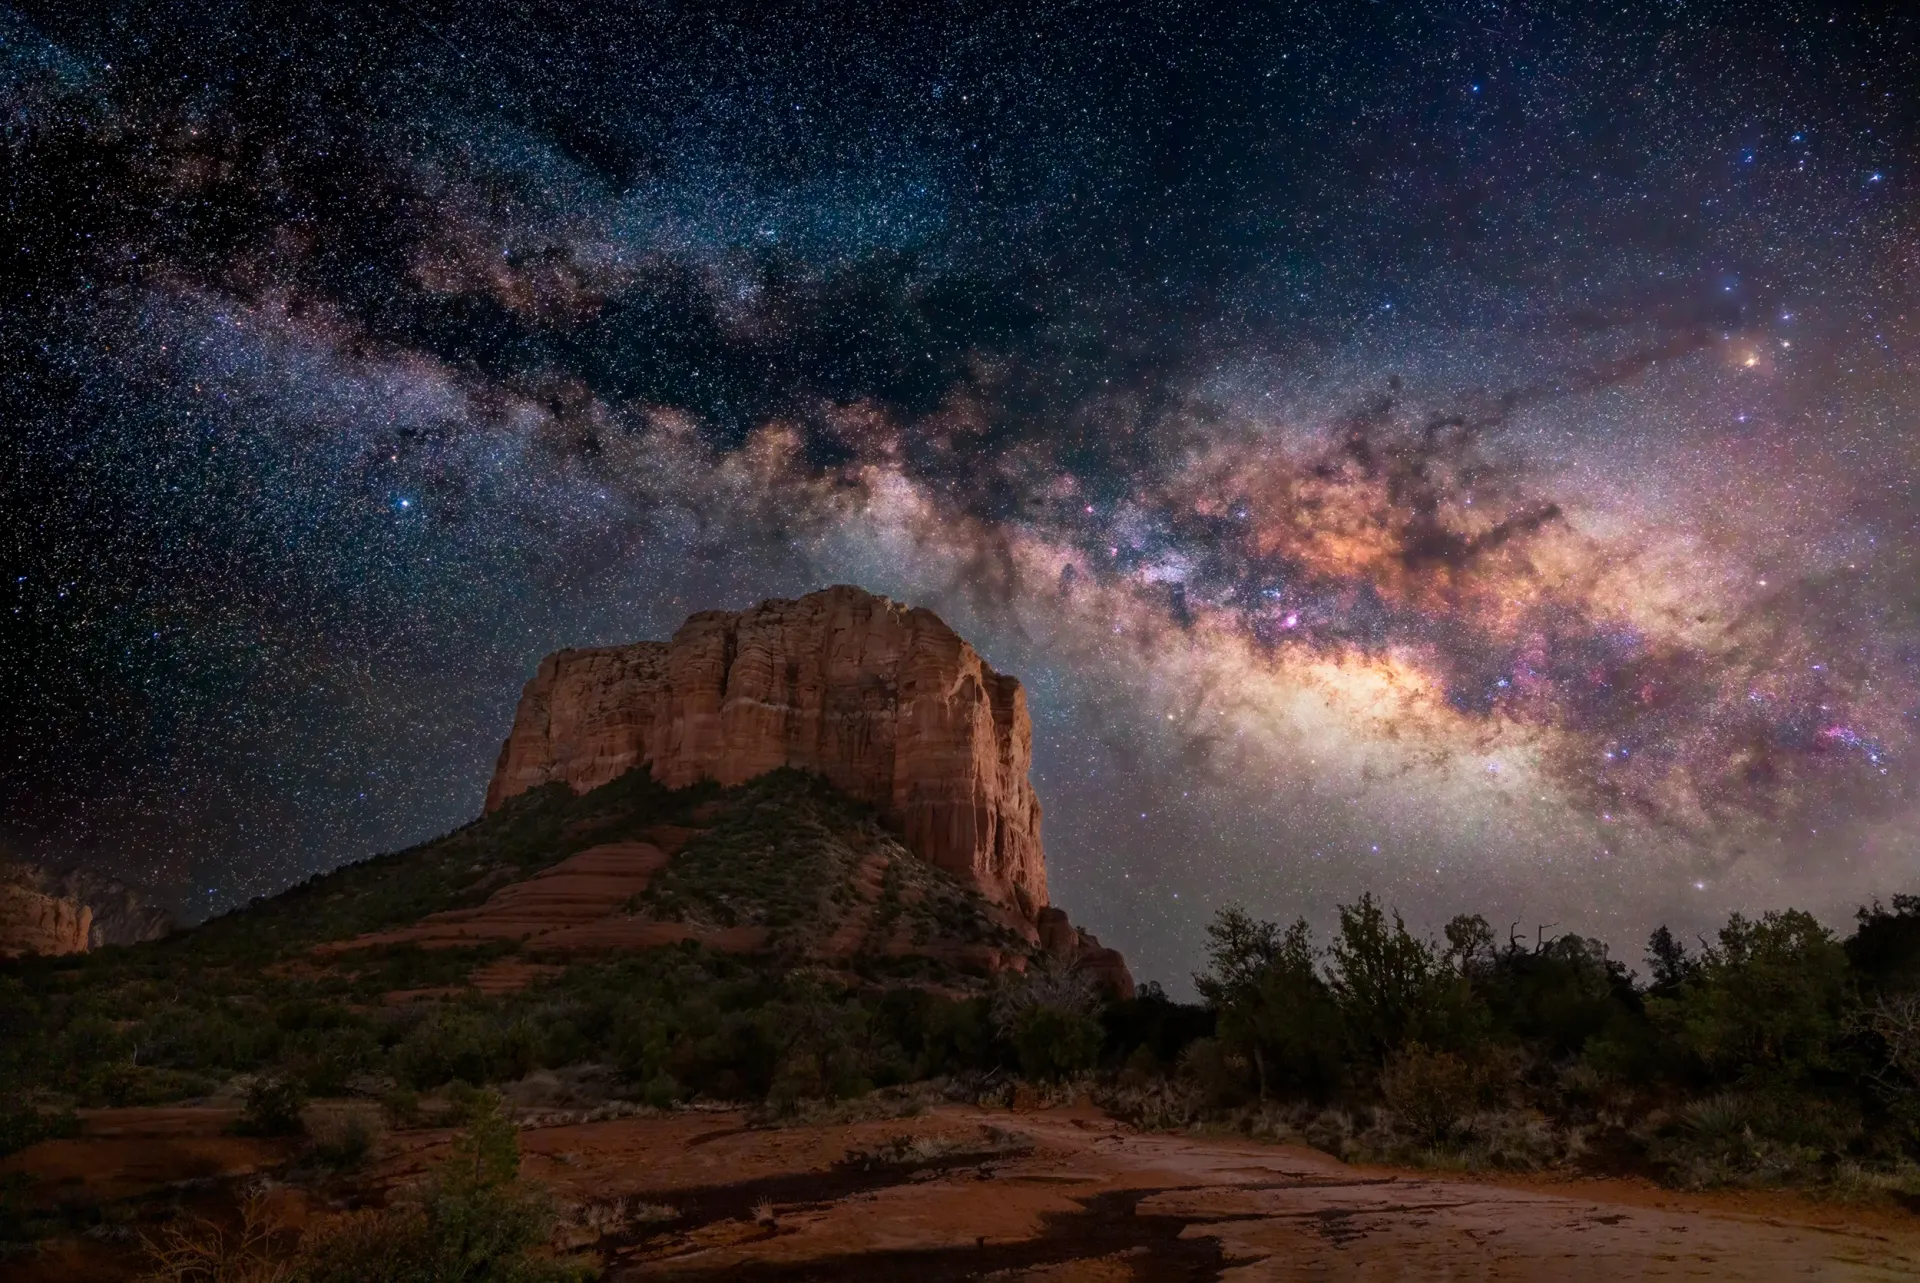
[441,1080,496,1126]
[1101,983,1213,1077]
[1327,895,1485,1063]
[1177,1037,1254,1109]
[394,1011,537,1090]
[1380,1045,1477,1146]
[81,1064,218,1108]
[294,1093,595,1283]
[309,1109,381,1171]
[990,958,1107,1082]
[0,1101,79,1158]
[1007,1005,1104,1082]
[1195,910,1341,1098]
[1650,910,1851,1083]
[233,1076,307,1137]
[134,1191,295,1282]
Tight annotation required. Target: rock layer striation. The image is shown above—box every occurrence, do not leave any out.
[488,585,1047,917]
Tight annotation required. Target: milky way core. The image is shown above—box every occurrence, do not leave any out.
[5,3,1917,987]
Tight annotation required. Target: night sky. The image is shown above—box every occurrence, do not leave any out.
[5,2,1918,989]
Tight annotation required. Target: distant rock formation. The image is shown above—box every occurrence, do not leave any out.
[0,862,173,958]
[45,868,176,948]
[0,873,90,958]
[489,585,1048,918]
[487,585,1130,991]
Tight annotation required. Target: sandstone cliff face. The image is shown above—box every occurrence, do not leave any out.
[488,585,1048,919]
[0,880,91,958]
[40,868,174,948]
[0,864,174,953]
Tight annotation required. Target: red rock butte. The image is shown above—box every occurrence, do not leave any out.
[0,879,90,959]
[487,585,1049,920]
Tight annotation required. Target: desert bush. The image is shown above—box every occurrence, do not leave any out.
[440,1080,501,1126]
[1328,896,1485,1064]
[1194,898,1486,1099]
[0,1099,79,1158]
[77,1063,217,1108]
[1380,1045,1477,1146]
[1473,933,1636,1060]
[1101,982,1213,1075]
[1856,989,1920,1104]
[137,1192,296,1283]
[1649,1090,1861,1188]
[1459,1109,1572,1171]
[232,1077,306,1138]
[307,1108,381,1171]
[1005,1004,1104,1082]
[294,1093,596,1283]
[394,1010,512,1090]
[381,1085,423,1128]
[1117,1043,1162,1087]
[1093,1073,1200,1130]
[1846,896,1920,994]
[1177,1037,1254,1109]
[991,957,1106,1082]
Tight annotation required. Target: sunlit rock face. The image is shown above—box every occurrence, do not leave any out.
[487,585,1049,920]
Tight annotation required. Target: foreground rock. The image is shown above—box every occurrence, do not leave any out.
[523,1106,1920,1280]
[10,1102,1912,1280]
[486,585,1127,990]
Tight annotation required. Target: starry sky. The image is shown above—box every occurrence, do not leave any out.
[4,1,1918,988]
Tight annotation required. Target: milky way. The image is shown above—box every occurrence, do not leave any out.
[5,2,1918,987]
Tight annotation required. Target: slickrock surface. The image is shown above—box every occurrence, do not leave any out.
[9,1103,1919,1281]
[487,586,1047,920]
[517,1107,1920,1280]
[0,879,91,958]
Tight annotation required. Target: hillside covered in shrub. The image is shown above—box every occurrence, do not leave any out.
[8,765,1920,1202]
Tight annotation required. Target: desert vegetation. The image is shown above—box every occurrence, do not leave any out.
[9,766,1920,1276]
[131,1092,591,1283]
[641,771,1022,955]
[1136,894,1920,1196]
